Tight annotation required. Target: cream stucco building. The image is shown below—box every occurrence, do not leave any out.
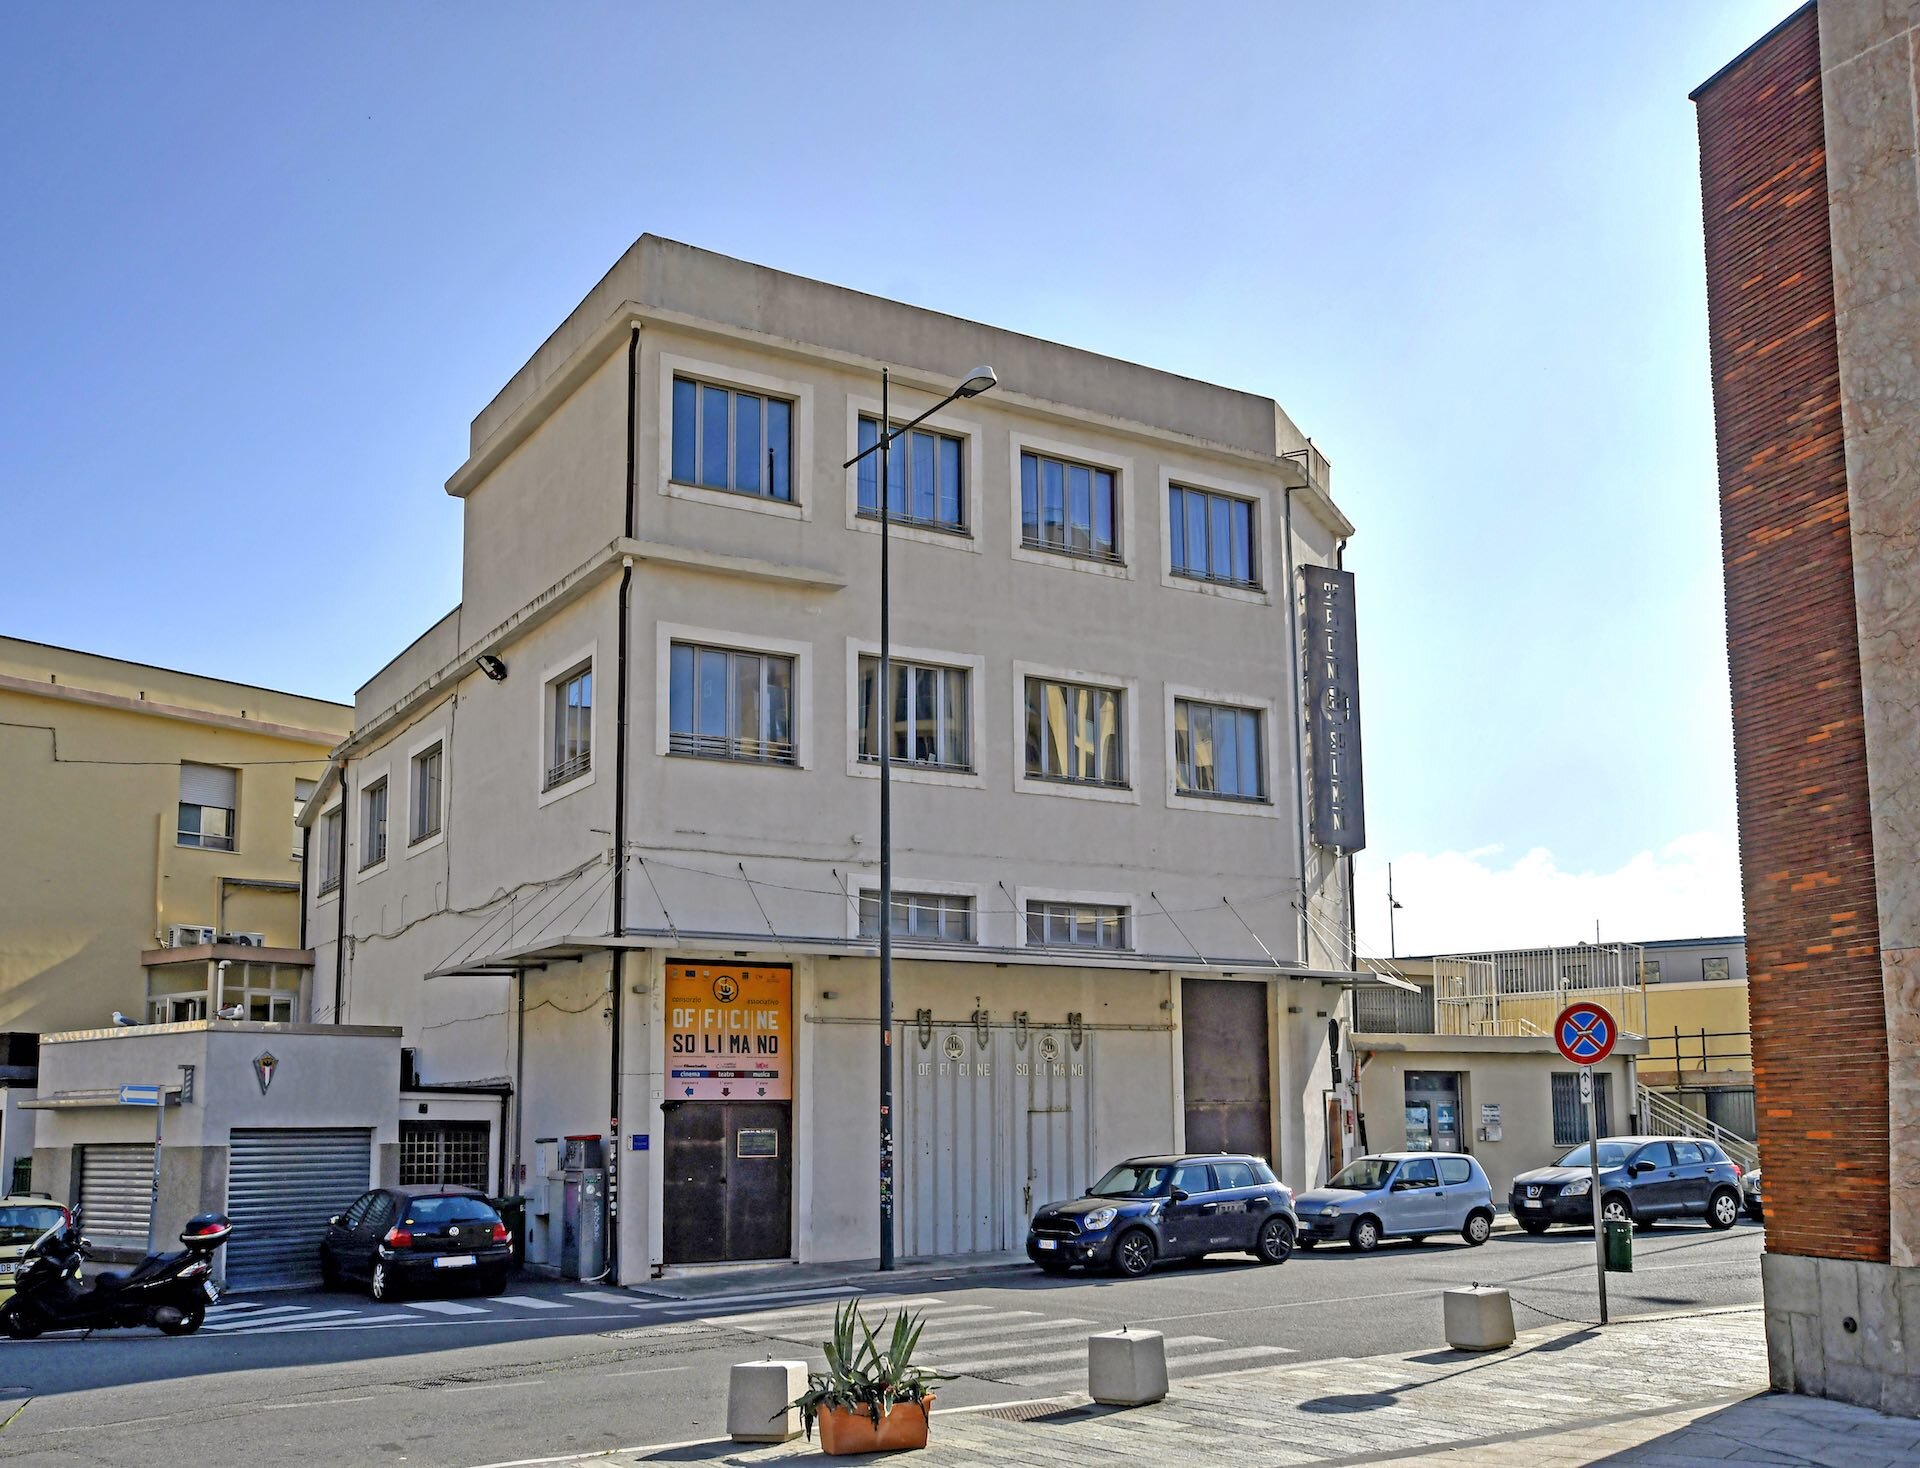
[303,237,1370,1283]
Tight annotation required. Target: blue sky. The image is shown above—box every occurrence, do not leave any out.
[0,1,1799,953]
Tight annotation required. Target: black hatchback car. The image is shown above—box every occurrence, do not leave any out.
[1510,1135,1744,1232]
[1026,1154,1297,1277]
[321,1186,512,1301]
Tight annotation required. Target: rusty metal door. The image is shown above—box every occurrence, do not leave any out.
[1181,978,1273,1161]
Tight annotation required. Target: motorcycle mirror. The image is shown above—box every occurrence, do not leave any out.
[328,1215,342,1227]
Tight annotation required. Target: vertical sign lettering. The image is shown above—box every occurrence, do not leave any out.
[1301,564,1367,851]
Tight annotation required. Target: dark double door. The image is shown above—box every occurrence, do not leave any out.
[662,1101,791,1264]
[1181,977,1274,1161]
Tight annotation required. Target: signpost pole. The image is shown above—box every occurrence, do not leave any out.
[150,1081,164,1256]
[1585,1073,1608,1325]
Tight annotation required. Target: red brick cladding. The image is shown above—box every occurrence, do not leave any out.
[1693,4,1888,1264]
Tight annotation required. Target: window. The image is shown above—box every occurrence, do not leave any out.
[410,743,443,844]
[1174,699,1265,800]
[1213,1160,1257,1189]
[1644,958,1662,983]
[1550,1072,1614,1146]
[668,643,796,764]
[1169,1163,1212,1195]
[399,1121,490,1189]
[857,416,965,531]
[670,376,793,501]
[1026,900,1129,950]
[1439,1157,1474,1185]
[858,890,975,943]
[293,778,315,859]
[1020,450,1119,562]
[1632,1142,1674,1170]
[1024,677,1126,787]
[177,763,237,850]
[1702,956,1731,981]
[858,657,970,771]
[1395,1158,1439,1190]
[1168,485,1257,588]
[359,777,388,870]
[318,807,343,894]
[1672,1141,1704,1166]
[546,664,592,789]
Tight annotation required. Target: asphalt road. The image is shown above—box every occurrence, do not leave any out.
[0,1220,1764,1467]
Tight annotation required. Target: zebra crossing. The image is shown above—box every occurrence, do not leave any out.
[698,1293,1296,1389]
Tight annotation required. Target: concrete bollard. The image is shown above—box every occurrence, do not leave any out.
[1443,1286,1516,1351]
[1088,1326,1169,1406]
[728,1359,808,1442]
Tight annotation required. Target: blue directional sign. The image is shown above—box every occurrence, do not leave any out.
[1554,1003,1616,1065]
[118,1084,162,1106]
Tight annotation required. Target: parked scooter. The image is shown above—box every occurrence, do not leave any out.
[0,1212,230,1339]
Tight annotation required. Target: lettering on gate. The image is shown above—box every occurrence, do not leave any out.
[665,963,792,1100]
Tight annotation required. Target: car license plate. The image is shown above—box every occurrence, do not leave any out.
[0,1263,15,1276]
[434,1254,477,1269]
[1522,1200,1541,1208]
[1036,1239,1057,1251]
[203,1280,219,1302]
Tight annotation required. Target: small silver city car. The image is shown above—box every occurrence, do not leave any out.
[1293,1153,1496,1252]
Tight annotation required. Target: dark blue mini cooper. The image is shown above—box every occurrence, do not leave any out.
[1026,1154,1297,1277]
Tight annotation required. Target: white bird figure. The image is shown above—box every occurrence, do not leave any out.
[216,1004,245,1020]
[111,1011,137,1026]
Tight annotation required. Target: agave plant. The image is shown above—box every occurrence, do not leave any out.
[785,1299,949,1438]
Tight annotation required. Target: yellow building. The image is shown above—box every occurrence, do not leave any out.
[0,637,351,1041]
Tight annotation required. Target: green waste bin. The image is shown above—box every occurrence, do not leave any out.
[1603,1218,1634,1273]
[493,1195,528,1269]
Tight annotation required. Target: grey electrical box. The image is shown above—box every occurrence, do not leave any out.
[559,1135,608,1280]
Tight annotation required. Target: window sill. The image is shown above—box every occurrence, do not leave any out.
[1167,787,1278,819]
[176,839,237,853]
[667,749,802,771]
[537,766,596,808]
[1015,771,1139,806]
[847,758,984,789]
[355,857,388,882]
[1012,539,1132,580]
[1160,566,1272,605]
[407,829,446,858]
[664,478,807,521]
[853,509,975,541]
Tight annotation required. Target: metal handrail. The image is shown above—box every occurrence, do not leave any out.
[1637,1083,1760,1171]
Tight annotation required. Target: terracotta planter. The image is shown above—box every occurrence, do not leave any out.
[816,1395,934,1455]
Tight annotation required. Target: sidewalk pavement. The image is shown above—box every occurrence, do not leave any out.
[553,1307,1920,1467]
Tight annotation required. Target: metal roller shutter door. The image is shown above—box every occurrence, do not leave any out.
[80,1144,154,1250]
[225,1128,372,1290]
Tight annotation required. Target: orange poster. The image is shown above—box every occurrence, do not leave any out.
[665,963,792,1101]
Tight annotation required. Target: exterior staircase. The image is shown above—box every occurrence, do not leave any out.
[1637,1083,1760,1173]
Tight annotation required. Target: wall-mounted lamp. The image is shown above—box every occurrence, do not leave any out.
[476,654,509,682]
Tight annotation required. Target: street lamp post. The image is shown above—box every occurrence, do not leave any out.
[843,364,997,1271]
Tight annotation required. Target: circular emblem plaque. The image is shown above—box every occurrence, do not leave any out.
[1040,1036,1060,1063]
[712,974,740,1003]
[943,1034,964,1061]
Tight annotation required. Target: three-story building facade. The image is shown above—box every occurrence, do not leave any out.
[306,237,1363,1281]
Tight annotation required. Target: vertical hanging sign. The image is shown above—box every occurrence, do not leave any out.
[1301,564,1366,850]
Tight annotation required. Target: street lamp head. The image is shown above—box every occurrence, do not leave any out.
[954,366,997,398]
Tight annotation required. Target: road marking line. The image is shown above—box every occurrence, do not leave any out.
[657,1284,867,1314]
[490,1295,569,1311]
[404,1300,487,1316]
[443,1380,525,1393]
[715,1295,957,1328]
[200,1305,313,1326]
[260,1394,382,1410]
[932,1334,1222,1375]
[607,1366,690,1379]
[1018,1343,1295,1386]
[563,1290,636,1304]
[918,1315,1089,1342]
[203,1308,365,1331]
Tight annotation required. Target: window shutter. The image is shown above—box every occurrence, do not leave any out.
[181,763,237,808]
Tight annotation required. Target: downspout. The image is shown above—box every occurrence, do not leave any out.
[606,323,639,1280]
[334,758,350,1024]
[298,825,311,950]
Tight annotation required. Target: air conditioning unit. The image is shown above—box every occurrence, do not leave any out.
[219,932,266,947]
[168,924,218,948]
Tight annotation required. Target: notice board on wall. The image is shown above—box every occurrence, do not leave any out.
[665,963,793,1101]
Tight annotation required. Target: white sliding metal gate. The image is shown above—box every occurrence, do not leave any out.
[224,1128,373,1290]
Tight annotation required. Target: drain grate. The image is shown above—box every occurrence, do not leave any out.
[979,1402,1095,1425]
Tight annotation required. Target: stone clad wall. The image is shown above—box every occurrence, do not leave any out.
[1694,2,1889,1268]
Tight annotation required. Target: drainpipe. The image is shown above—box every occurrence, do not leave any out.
[605,323,639,1280]
[334,758,349,1024]
[298,824,311,950]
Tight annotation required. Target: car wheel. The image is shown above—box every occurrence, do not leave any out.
[1708,1188,1741,1230]
[158,1303,205,1337]
[371,1261,402,1303]
[1254,1217,1294,1265]
[1517,1218,1551,1235]
[1349,1216,1381,1253]
[1462,1211,1493,1246]
[1600,1195,1633,1225]
[1036,1257,1072,1276]
[1112,1228,1156,1278]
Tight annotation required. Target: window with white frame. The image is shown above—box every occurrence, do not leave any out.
[858,890,975,943]
[671,376,794,501]
[668,642,796,764]
[360,777,388,870]
[546,664,592,789]
[1024,676,1126,787]
[1173,698,1266,801]
[293,778,315,859]
[410,743,443,844]
[857,416,965,531]
[858,656,970,771]
[1020,450,1119,562]
[1702,956,1731,981]
[318,807,343,893]
[1026,900,1129,950]
[1168,484,1258,588]
[178,763,237,850]
[1643,959,1663,983]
